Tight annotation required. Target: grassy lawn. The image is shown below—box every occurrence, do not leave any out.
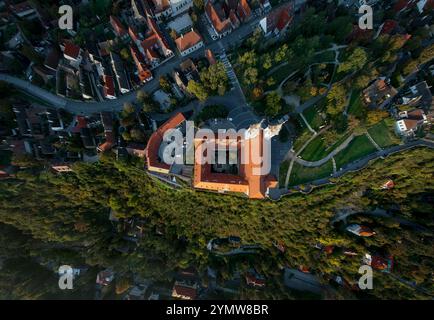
[299,132,351,162]
[0,150,12,166]
[367,120,400,148]
[302,99,325,131]
[279,161,290,187]
[289,161,333,186]
[292,128,311,154]
[334,134,377,169]
[347,90,365,118]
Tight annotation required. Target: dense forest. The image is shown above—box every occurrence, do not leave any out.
[0,147,433,299]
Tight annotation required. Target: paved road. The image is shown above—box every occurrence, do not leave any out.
[271,139,434,200]
[0,15,261,116]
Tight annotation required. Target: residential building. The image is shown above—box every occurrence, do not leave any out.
[110,52,130,94]
[62,41,83,69]
[130,46,153,83]
[205,49,217,65]
[110,16,129,40]
[173,58,200,93]
[133,16,174,70]
[346,224,376,237]
[172,280,198,300]
[167,13,193,34]
[132,0,148,21]
[44,47,61,73]
[245,270,266,287]
[51,164,73,174]
[169,0,193,16]
[96,269,115,286]
[400,81,433,109]
[362,78,398,109]
[126,143,146,158]
[205,0,233,39]
[175,29,204,56]
[259,2,294,37]
[381,180,395,190]
[395,109,429,136]
[102,75,116,100]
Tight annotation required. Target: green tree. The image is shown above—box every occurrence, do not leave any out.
[265,92,282,118]
[243,67,258,86]
[159,75,171,93]
[338,47,368,74]
[187,80,209,101]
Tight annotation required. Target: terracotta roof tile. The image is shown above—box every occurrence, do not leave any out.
[175,30,203,52]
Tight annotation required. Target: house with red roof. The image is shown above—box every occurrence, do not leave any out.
[346,224,376,237]
[395,109,429,136]
[381,180,395,190]
[205,49,217,65]
[245,270,266,287]
[110,16,128,40]
[259,2,294,37]
[171,280,198,300]
[205,1,233,39]
[175,29,204,56]
[62,41,82,68]
[133,16,174,70]
[237,0,252,22]
[102,75,116,100]
[130,46,153,83]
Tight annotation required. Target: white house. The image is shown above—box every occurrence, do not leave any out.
[395,109,428,136]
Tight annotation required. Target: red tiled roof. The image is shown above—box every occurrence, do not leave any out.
[131,46,153,82]
[205,49,216,65]
[72,116,88,133]
[103,75,115,97]
[229,10,240,27]
[146,113,186,173]
[206,1,232,34]
[63,41,80,59]
[175,30,203,52]
[98,131,115,152]
[380,20,398,35]
[276,8,292,31]
[129,27,141,43]
[110,16,127,37]
[193,130,278,199]
[172,284,197,300]
[263,2,294,33]
[238,0,252,21]
[245,273,265,286]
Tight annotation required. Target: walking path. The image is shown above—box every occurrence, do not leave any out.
[287,133,355,168]
[332,157,337,174]
[366,130,382,151]
[299,113,317,134]
[271,139,434,200]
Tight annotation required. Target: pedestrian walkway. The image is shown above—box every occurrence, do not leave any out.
[366,131,382,151]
